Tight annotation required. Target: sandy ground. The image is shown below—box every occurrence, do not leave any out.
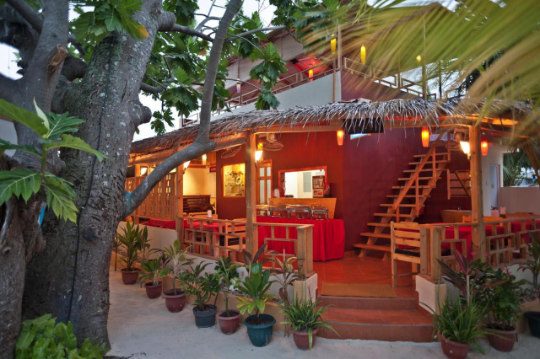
[107,270,539,359]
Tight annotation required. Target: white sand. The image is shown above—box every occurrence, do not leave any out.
[107,270,539,358]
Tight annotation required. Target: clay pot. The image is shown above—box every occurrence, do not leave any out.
[144,281,162,299]
[162,289,186,312]
[293,328,319,350]
[439,334,470,359]
[218,310,241,334]
[487,328,517,352]
[121,269,139,285]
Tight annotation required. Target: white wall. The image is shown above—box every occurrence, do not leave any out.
[183,167,217,205]
[499,187,540,214]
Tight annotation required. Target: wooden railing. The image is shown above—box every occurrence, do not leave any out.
[419,215,540,281]
[181,216,314,278]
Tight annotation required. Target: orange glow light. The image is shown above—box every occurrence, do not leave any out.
[308,69,314,80]
[481,139,489,156]
[336,129,345,146]
[421,127,430,148]
[360,45,367,65]
[330,37,337,54]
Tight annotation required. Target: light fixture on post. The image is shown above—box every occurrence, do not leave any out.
[336,129,345,146]
[330,36,337,54]
[236,82,241,94]
[202,154,207,165]
[255,143,263,162]
[183,161,191,171]
[421,127,430,148]
[460,141,471,157]
[481,138,489,156]
[308,69,314,81]
[360,44,367,65]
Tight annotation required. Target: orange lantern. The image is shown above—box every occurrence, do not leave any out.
[421,127,430,148]
[336,129,345,146]
[330,37,337,54]
[481,139,489,156]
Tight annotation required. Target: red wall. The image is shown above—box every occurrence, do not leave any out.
[216,129,471,251]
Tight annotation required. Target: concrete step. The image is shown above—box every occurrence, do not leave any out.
[318,295,418,310]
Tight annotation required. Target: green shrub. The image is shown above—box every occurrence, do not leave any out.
[16,314,105,359]
[434,299,484,345]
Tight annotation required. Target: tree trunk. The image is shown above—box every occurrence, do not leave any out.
[24,1,161,347]
[0,204,25,359]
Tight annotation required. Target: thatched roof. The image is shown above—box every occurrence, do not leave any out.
[131,98,530,155]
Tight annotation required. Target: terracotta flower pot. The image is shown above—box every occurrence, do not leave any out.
[121,269,139,285]
[293,328,319,350]
[144,281,162,299]
[218,310,241,334]
[162,289,186,312]
[439,334,470,359]
[487,328,517,352]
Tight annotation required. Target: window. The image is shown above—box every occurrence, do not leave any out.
[256,161,272,204]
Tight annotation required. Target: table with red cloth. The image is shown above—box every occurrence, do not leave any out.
[143,218,176,229]
[443,219,540,259]
[256,216,345,262]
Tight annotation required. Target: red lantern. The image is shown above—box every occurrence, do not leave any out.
[481,139,489,156]
[336,129,345,146]
[421,127,430,148]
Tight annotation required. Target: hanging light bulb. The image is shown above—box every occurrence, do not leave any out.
[460,141,471,157]
[336,129,345,146]
[255,143,263,162]
[421,127,430,148]
[202,154,207,165]
[183,161,191,170]
[481,139,489,156]
[308,69,314,80]
[360,44,367,65]
[236,82,241,94]
[330,36,337,54]
[416,54,422,63]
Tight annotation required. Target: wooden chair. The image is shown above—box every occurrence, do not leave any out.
[390,221,428,288]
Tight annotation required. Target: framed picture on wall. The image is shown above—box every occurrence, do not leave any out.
[312,175,325,198]
[223,163,245,197]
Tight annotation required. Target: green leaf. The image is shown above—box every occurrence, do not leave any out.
[0,139,40,157]
[43,174,78,223]
[0,99,48,137]
[44,134,105,161]
[46,113,85,139]
[33,99,50,131]
[0,168,41,204]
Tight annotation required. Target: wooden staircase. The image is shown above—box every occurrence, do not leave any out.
[354,142,451,257]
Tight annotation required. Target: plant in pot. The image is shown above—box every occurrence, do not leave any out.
[282,299,333,350]
[117,222,148,284]
[520,235,540,338]
[161,241,191,312]
[272,254,299,307]
[139,257,166,299]
[215,256,241,334]
[180,261,221,328]
[435,252,484,359]
[237,261,275,347]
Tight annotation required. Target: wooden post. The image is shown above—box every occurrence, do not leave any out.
[430,227,442,282]
[469,125,486,261]
[176,167,184,246]
[245,133,258,254]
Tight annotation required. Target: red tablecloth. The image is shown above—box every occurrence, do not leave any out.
[143,218,176,229]
[256,216,345,262]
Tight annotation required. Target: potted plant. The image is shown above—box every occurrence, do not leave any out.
[116,222,148,284]
[520,235,540,338]
[434,299,484,359]
[282,299,333,350]
[161,241,190,312]
[272,254,299,306]
[237,261,275,347]
[139,258,166,299]
[181,262,220,328]
[215,256,241,334]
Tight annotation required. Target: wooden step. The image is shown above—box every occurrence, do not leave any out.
[398,176,432,182]
[380,203,416,208]
[353,243,391,252]
[413,153,448,158]
[409,160,449,166]
[318,295,418,310]
[319,307,434,341]
[387,194,423,198]
[360,232,391,239]
[403,168,433,173]
[392,185,431,190]
[367,222,390,228]
[374,212,414,218]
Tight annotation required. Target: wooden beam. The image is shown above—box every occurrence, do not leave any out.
[245,133,258,255]
[469,125,486,261]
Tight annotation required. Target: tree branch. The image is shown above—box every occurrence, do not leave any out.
[226,26,285,42]
[122,141,214,218]
[197,0,242,143]
[158,11,213,42]
[0,73,19,102]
